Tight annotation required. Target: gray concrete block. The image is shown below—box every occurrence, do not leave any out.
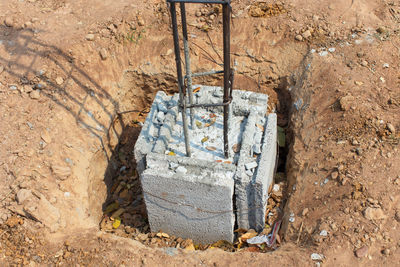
[135,86,276,242]
[235,113,277,231]
[141,153,235,244]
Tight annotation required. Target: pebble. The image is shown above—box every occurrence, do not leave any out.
[302,30,311,39]
[319,230,328,236]
[16,189,32,204]
[245,161,258,170]
[295,35,303,41]
[0,65,4,74]
[4,17,14,27]
[99,48,108,60]
[24,85,33,93]
[331,171,338,180]
[137,17,145,26]
[382,248,390,255]
[360,60,368,67]
[383,63,389,68]
[253,144,261,154]
[302,208,309,216]
[386,123,395,134]
[85,34,95,41]
[55,77,64,85]
[355,246,368,258]
[364,207,386,221]
[394,211,400,222]
[328,47,336,53]
[319,51,328,57]
[30,90,40,99]
[273,184,280,192]
[311,253,324,261]
[175,166,187,175]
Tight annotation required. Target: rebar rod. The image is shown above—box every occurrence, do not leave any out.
[169,2,191,157]
[180,3,195,128]
[222,3,231,158]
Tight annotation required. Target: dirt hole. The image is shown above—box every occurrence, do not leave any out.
[89,71,294,252]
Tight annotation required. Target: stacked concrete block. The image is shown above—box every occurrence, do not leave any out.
[134,85,277,243]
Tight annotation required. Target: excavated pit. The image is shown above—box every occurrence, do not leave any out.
[85,69,296,251]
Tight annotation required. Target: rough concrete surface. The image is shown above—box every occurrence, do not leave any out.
[135,86,277,243]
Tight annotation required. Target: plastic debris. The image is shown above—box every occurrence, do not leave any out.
[246,220,281,247]
[112,217,121,229]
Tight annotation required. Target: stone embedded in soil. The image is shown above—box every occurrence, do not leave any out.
[386,123,395,134]
[4,17,14,27]
[364,207,386,221]
[85,33,95,41]
[355,246,368,258]
[51,164,72,180]
[99,48,108,60]
[30,90,40,99]
[16,189,33,204]
[55,76,64,85]
[340,95,355,111]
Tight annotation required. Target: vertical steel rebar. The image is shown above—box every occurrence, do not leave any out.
[222,3,231,158]
[169,2,191,157]
[180,3,195,128]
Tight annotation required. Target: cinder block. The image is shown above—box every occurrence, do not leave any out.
[141,153,235,243]
[235,113,277,231]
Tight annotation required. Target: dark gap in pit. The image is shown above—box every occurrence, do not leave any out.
[99,72,294,252]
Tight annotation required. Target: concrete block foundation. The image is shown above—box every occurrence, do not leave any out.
[134,85,277,244]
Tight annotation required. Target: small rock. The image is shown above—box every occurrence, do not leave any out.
[24,85,33,93]
[85,33,95,41]
[302,30,312,39]
[386,123,395,134]
[331,171,338,180]
[382,248,390,256]
[383,63,389,68]
[295,34,303,41]
[360,60,368,67]
[355,147,363,155]
[41,130,52,143]
[55,77,64,85]
[253,144,261,154]
[364,207,386,221]
[175,166,187,174]
[30,90,40,99]
[137,17,145,26]
[273,184,280,192]
[311,253,324,261]
[376,26,387,34]
[302,208,309,216]
[395,211,400,222]
[245,161,258,170]
[51,164,72,180]
[355,246,368,258]
[354,81,363,86]
[195,10,202,17]
[99,48,108,60]
[340,95,355,111]
[319,230,328,237]
[0,65,4,74]
[4,17,14,27]
[16,189,33,204]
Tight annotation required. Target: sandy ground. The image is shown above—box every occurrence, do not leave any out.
[0,0,399,266]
